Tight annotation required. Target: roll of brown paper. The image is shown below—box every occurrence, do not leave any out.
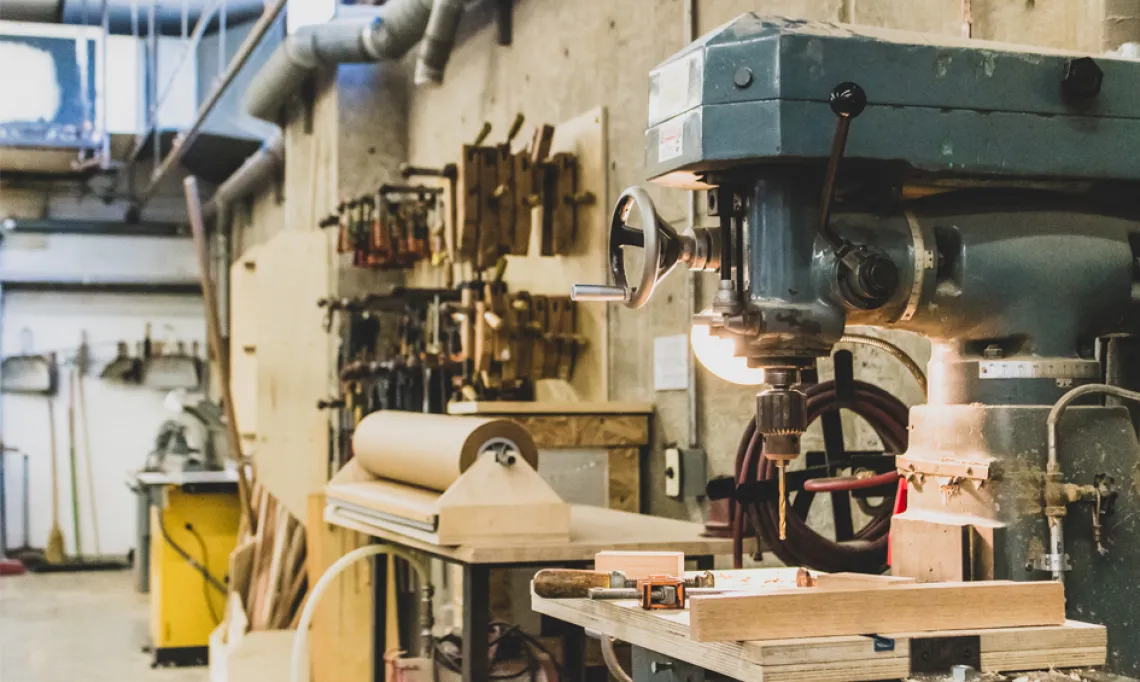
[351,412,539,491]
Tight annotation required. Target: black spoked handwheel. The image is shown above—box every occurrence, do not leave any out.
[573,186,683,309]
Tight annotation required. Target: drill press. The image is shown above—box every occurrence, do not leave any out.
[574,16,1140,674]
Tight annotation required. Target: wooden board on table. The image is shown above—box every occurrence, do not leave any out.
[530,576,1105,682]
[594,551,685,579]
[447,401,653,415]
[689,580,1066,643]
[812,572,915,590]
[324,503,739,565]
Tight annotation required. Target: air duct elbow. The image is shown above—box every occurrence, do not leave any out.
[414,0,465,86]
[244,17,385,122]
[244,0,437,122]
[208,133,285,217]
[365,0,435,58]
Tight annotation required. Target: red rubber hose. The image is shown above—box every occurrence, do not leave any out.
[731,380,909,574]
[802,470,900,493]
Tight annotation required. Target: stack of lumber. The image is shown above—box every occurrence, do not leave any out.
[530,567,1107,682]
[228,483,309,631]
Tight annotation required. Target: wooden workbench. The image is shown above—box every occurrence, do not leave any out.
[531,568,1107,682]
[325,503,733,564]
[325,503,739,682]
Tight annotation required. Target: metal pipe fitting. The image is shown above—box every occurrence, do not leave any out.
[1044,382,1140,581]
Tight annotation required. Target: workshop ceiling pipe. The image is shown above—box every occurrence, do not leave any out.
[415,0,466,86]
[243,0,444,123]
[206,132,285,218]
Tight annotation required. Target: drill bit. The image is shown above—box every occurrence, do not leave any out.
[778,460,788,540]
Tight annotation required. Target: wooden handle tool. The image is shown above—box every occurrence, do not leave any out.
[533,569,613,598]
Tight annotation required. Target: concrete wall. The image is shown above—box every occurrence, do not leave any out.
[235,0,1113,524]
[398,0,1106,521]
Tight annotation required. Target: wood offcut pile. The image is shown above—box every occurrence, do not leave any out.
[226,481,309,631]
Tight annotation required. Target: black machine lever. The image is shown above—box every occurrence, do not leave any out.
[818,82,867,253]
[817,82,900,309]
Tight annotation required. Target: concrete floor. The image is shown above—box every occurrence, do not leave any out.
[0,570,207,682]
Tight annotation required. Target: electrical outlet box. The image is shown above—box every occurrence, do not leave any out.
[665,448,682,497]
[664,447,708,499]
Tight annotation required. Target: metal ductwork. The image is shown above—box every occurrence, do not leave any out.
[243,0,464,122]
[204,131,284,219]
[0,0,64,23]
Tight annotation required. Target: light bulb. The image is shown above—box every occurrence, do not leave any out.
[690,322,767,386]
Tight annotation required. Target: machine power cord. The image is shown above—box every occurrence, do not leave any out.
[185,524,222,625]
[838,334,927,396]
[155,507,227,594]
[731,380,910,574]
[432,622,560,682]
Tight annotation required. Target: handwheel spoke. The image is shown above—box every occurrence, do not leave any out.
[616,222,645,247]
[792,489,815,520]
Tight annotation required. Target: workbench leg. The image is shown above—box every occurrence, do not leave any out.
[463,564,491,682]
[694,555,715,571]
[373,544,388,682]
[560,624,586,682]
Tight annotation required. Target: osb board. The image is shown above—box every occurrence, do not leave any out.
[408,107,609,402]
[531,583,1105,682]
[254,228,335,520]
[230,245,260,451]
[307,494,373,682]
[507,414,649,448]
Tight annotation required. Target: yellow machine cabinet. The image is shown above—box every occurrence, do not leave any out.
[149,482,240,667]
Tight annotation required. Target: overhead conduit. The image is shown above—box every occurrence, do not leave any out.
[244,0,466,123]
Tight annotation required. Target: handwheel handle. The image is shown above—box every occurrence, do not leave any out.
[572,186,687,309]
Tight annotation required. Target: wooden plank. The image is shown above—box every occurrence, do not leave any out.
[447,401,653,415]
[510,415,649,448]
[594,551,685,579]
[255,512,291,629]
[324,503,740,565]
[688,581,1066,642]
[890,516,985,582]
[228,538,257,608]
[811,573,915,590]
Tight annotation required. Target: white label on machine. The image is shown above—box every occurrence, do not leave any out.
[648,50,703,126]
[654,334,690,391]
[658,118,685,163]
